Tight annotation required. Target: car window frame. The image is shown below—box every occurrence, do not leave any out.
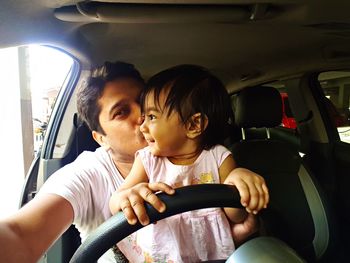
[40,59,81,160]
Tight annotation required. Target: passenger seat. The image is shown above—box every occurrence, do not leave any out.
[230,86,337,262]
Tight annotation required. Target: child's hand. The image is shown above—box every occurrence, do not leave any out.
[224,168,269,214]
[109,182,175,226]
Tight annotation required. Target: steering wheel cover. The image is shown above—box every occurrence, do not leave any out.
[70,184,242,263]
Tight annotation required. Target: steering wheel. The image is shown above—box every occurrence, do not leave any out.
[69,184,243,263]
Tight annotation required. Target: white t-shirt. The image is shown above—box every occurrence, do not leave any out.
[37,147,139,262]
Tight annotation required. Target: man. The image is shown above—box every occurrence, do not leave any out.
[0,61,268,262]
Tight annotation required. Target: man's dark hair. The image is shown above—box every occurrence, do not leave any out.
[77,61,144,134]
[142,64,234,150]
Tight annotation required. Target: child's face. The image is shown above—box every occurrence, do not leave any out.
[140,89,195,158]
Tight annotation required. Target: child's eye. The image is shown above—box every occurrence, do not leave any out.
[147,114,156,121]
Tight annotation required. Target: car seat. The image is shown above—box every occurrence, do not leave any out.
[72,113,100,157]
[50,113,100,262]
[230,86,338,262]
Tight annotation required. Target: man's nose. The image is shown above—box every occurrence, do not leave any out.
[137,115,144,125]
[140,118,146,133]
[134,105,144,125]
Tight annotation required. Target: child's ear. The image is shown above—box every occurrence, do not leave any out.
[186,113,208,139]
[92,130,111,150]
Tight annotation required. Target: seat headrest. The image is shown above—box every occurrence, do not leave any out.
[234,86,282,128]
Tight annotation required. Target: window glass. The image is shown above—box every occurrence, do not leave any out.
[318,71,350,143]
[283,96,293,118]
[29,46,73,155]
[266,82,297,129]
[0,45,73,217]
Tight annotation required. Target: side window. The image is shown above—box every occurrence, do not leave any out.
[29,46,74,155]
[318,71,350,143]
[0,45,73,217]
[266,82,297,129]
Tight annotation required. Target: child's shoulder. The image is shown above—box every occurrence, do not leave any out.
[203,144,232,165]
[137,146,154,159]
[137,146,164,163]
[208,144,231,154]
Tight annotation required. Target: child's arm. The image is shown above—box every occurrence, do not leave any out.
[219,155,248,223]
[109,155,174,225]
[118,155,149,192]
[219,155,269,223]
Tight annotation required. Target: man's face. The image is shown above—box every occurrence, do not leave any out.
[95,78,147,163]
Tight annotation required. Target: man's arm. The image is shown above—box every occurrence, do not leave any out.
[0,194,74,263]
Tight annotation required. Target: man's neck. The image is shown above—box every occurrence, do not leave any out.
[112,158,133,179]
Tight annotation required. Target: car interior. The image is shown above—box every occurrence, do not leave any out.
[2,0,350,262]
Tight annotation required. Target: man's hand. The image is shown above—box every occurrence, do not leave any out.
[109,182,175,226]
[224,168,269,214]
[231,213,259,246]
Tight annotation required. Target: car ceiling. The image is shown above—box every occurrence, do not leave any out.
[3,0,350,91]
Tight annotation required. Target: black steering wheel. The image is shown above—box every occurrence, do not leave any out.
[70,184,243,263]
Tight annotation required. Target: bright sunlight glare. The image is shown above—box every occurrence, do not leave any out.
[0,45,73,218]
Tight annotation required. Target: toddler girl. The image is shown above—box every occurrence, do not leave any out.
[110,64,268,262]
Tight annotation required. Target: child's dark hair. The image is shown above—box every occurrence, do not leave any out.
[142,64,234,150]
[77,61,144,134]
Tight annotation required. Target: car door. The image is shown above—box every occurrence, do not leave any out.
[286,71,350,258]
[20,60,84,263]
[314,71,350,254]
[249,73,348,260]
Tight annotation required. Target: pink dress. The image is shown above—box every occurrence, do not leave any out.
[130,145,235,263]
